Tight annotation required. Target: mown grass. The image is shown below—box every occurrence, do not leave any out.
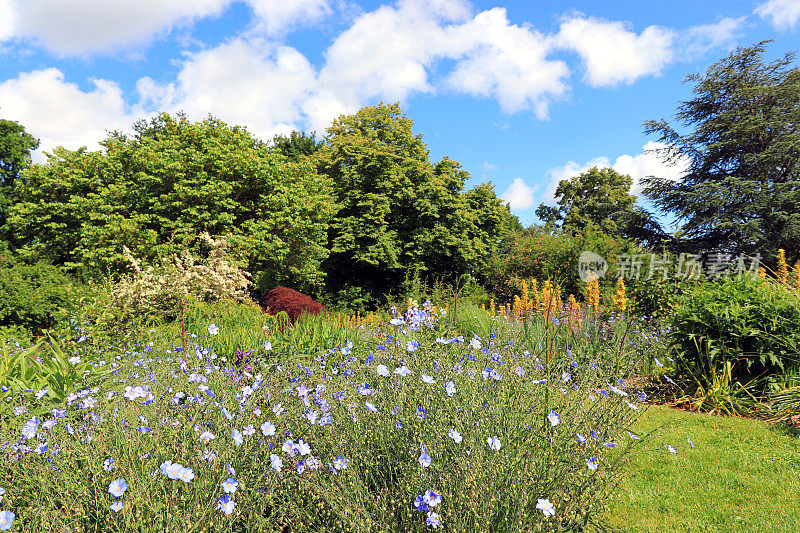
[606,405,800,532]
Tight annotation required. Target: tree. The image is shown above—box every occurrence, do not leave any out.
[270,131,321,161]
[7,113,335,292]
[535,167,665,246]
[642,41,800,262]
[0,119,39,246]
[316,103,515,308]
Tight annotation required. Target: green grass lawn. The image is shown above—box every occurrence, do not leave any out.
[605,405,800,532]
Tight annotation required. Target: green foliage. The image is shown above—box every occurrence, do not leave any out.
[0,118,39,235]
[667,276,800,412]
[0,335,114,420]
[270,130,322,160]
[316,103,516,309]
[484,226,640,303]
[7,113,336,292]
[536,167,665,247]
[0,259,81,332]
[625,275,693,319]
[643,41,800,260]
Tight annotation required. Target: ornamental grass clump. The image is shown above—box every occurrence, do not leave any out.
[0,301,655,532]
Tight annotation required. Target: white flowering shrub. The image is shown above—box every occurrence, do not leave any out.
[113,233,252,319]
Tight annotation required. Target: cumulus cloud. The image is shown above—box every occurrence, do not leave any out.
[245,0,332,35]
[138,38,318,140]
[0,0,334,55]
[541,142,690,206]
[555,14,674,87]
[682,16,745,58]
[501,177,536,210]
[0,68,139,162]
[755,0,800,31]
[444,8,569,116]
[3,0,228,55]
[315,0,569,125]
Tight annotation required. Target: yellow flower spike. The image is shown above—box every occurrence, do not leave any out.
[489,298,495,316]
[777,249,789,284]
[613,278,627,313]
[794,263,800,291]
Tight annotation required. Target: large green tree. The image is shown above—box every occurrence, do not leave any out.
[0,118,39,247]
[643,41,800,261]
[8,113,335,291]
[536,166,665,246]
[316,103,516,307]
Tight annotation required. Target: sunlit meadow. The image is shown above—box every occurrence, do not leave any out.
[0,300,668,532]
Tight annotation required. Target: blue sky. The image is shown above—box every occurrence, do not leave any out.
[1,0,798,228]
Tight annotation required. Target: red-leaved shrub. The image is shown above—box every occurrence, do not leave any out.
[261,286,325,324]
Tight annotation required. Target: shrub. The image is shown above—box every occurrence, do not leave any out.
[0,259,81,333]
[112,233,252,321]
[261,286,326,324]
[667,276,800,410]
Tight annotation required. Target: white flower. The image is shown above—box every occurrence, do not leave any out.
[377,365,390,377]
[547,410,561,427]
[448,428,462,443]
[444,381,456,397]
[207,323,219,336]
[394,365,411,377]
[421,374,435,384]
[260,421,276,436]
[270,453,283,473]
[536,498,556,517]
[487,436,501,451]
[68,356,81,365]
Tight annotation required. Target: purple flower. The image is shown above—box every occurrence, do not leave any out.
[418,447,431,468]
[217,495,235,515]
[222,478,238,494]
[109,478,127,498]
[426,511,441,528]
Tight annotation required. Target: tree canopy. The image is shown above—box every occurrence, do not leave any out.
[316,103,517,307]
[536,166,665,246]
[0,118,39,242]
[643,41,800,261]
[7,113,335,291]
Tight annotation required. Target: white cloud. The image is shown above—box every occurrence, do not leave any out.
[0,68,139,162]
[245,0,332,35]
[317,0,470,114]
[501,177,535,210]
[316,0,569,123]
[140,38,318,140]
[541,142,689,205]
[683,17,745,58]
[3,0,229,55]
[555,14,674,87]
[0,0,15,41]
[444,8,569,116]
[755,0,800,31]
